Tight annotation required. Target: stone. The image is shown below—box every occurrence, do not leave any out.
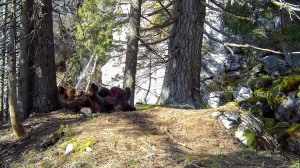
[86,147,92,152]
[235,123,249,146]
[262,56,289,76]
[234,84,253,102]
[219,116,235,129]
[212,111,222,118]
[224,111,240,123]
[65,144,74,155]
[202,91,231,108]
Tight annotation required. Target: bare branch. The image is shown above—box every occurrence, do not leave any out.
[156,0,173,19]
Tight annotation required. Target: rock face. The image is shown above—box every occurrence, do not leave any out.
[234,84,254,102]
[262,56,289,76]
[202,92,232,108]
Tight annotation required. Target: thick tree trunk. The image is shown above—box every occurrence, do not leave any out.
[18,0,34,120]
[159,0,206,108]
[32,0,61,113]
[123,0,142,106]
[0,0,8,122]
[9,0,24,138]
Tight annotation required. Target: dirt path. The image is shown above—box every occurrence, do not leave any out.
[0,107,296,167]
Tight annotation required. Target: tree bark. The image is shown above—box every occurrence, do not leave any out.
[18,0,34,120]
[32,0,61,113]
[8,0,24,138]
[159,0,206,108]
[0,0,8,122]
[123,0,142,106]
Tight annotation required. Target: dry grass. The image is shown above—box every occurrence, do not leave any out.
[0,107,296,168]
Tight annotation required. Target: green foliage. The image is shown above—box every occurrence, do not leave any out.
[290,160,300,168]
[224,2,300,52]
[186,154,191,166]
[66,125,74,136]
[73,0,123,65]
[224,3,255,35]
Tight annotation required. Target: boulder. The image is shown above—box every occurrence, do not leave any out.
[202,91,232,108]
[262,56,289,76]
[234,84,254,102]
[276,91,300,124]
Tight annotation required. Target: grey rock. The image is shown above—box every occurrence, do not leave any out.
[234,84,253,102]
[276,91,300,124]
[65,144,74,155]
[235,122,249,145]
[224,111,240,123]
[212,111,222,118]
[203,91,231,108]
[86,147,92,152]
[219,116,235,129]
[262,56,289,76]
[286,138,300,154]
[240,113,263,134]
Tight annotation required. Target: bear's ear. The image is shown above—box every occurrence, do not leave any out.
[87,83,99,95]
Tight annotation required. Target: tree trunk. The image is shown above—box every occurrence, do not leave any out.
[18,0,34,120]
[159,0,206,108]
[0,0,8,122]
[8,0,24,138]
[123,0,142,106]
[32,0,61,113]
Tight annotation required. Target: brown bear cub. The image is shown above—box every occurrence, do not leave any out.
[66,83,104,113]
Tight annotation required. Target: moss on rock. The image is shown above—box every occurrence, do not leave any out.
[254,88,268,97]
[244,130,256,147]
[267,75,300,107]
[238,96,268,106]
[222,92,234,100]
[246,75,273,90]
[277,124,300,144]
[264,118,276,128]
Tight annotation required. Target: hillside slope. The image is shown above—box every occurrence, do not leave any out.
[0,107,298,168]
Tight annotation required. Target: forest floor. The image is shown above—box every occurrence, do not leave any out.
[0,106,299,168]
